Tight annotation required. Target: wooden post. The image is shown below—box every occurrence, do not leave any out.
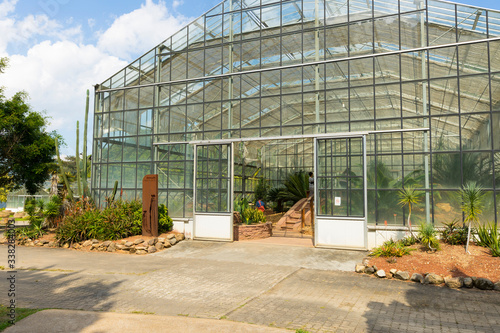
[142,174,158,237]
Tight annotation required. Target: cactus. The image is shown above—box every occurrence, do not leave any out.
[55,137,73,199]
[82,90,89,197]
[76,121,81,196]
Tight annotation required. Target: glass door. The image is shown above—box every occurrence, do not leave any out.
[314,136,367,249]
[193,143,233,241]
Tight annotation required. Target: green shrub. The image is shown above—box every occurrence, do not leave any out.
[242,207,266,225]
[440,220,468,245]
[399,235,418,246]
[370,240,413,257]
[476,222,500,257]
[56,199,173,244]
[418,222,440,251]
[158,204,173,233]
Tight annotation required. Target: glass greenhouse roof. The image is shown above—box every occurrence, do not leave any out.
[95,0,500,151]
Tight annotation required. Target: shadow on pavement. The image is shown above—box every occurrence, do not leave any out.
[363,280,500,332]
[1,265,125,332]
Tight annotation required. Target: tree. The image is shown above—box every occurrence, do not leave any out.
[398,186,424,237]
[460,181,485,254]
[0,58,57,195]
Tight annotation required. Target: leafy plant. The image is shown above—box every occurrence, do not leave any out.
[398,186,424,237]
[242,207,266,225]
[476,222,500,257]
[56,199,173,244]
[44,196,62,227]
[460,181,485,254]
[440,219,468,245]
[234,198,250,224]
[370,240,414,257]
[399,235,418,246]
[418,222,440,251]
[254,178,269,203]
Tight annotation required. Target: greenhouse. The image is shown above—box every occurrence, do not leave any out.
[92,0,500,249]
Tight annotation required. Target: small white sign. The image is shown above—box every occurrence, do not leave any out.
[335,197,341,206]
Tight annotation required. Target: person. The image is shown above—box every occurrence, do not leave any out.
[255,198,265,212]
[308,172,314,197]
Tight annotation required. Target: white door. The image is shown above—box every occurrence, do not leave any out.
[193,143,233,241]
[314,136,367,250]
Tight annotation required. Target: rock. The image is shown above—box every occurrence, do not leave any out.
[92,239,99,244]
[474,278,494,290]
[82,240,93,247]
[107,243,116,252]
[424,273,444,285]
[157,237,166,243]
[36,242,44,246]
[364,266,375,274]
[389,268,398,276]
[48,241,56,247]
[63,243,69,249]
[394,271,410,280]
[34,240,40,245]
[129,248,136,254]
[376,270,386,278]
[134,239,145,245]
[163,242,171,248]
[175,234,185,241]
[445,276,463,289]
[28,242,35,247]
[494,282,500,291]
[155,242,164,250]
[98,247,106,251]
[169,238,177,246]
[0,237,7,244]
[463,277,474,288]
[355,264,365,273]
[148,238,157,246]
[120,240,127,245]
[135,245,147,251]
[148,246,157,253]
[135,250,147,255]
[116,244,125,250]
[124,241,134,248]
[166,234,176,240]
[90,243,99,250]
[13,212,26,218]
[411,273,424,283]
[40,240,49,244]
[101,240,112,247]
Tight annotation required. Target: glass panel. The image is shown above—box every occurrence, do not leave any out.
[461,113,492,150]
[195,144,231,213]
[317,137,364,217]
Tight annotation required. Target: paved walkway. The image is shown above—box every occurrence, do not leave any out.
[1,241,499,332]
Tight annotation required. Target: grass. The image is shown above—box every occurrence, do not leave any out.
[0,305,41,332]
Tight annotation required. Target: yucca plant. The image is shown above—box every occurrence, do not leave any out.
[418,222,440,251]
[460,181,485,254]
[398,186,424,237]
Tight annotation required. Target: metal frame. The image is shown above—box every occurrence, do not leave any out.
[313,134,368,250]
[193,142,234,241]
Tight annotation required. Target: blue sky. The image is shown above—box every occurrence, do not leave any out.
[1,0,500,156]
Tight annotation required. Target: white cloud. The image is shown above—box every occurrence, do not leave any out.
[1,0,194,155]
[2,40,127,154]
[97,0,191,61]
[0,0,17,18]
[173,0,183,10]
[0,1,82,56]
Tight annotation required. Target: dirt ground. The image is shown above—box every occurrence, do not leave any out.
[367,242,500,283]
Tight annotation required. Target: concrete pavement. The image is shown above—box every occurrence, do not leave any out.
[1,240,500,332]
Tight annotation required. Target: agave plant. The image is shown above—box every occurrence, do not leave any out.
[460,181,485,254]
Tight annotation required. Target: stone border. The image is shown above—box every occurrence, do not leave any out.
[355,263,500,291]
[1,234,185,255]
[233,222,272,241]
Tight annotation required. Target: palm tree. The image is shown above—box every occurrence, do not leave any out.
[460,181,485,254]
[398,186,424,237]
